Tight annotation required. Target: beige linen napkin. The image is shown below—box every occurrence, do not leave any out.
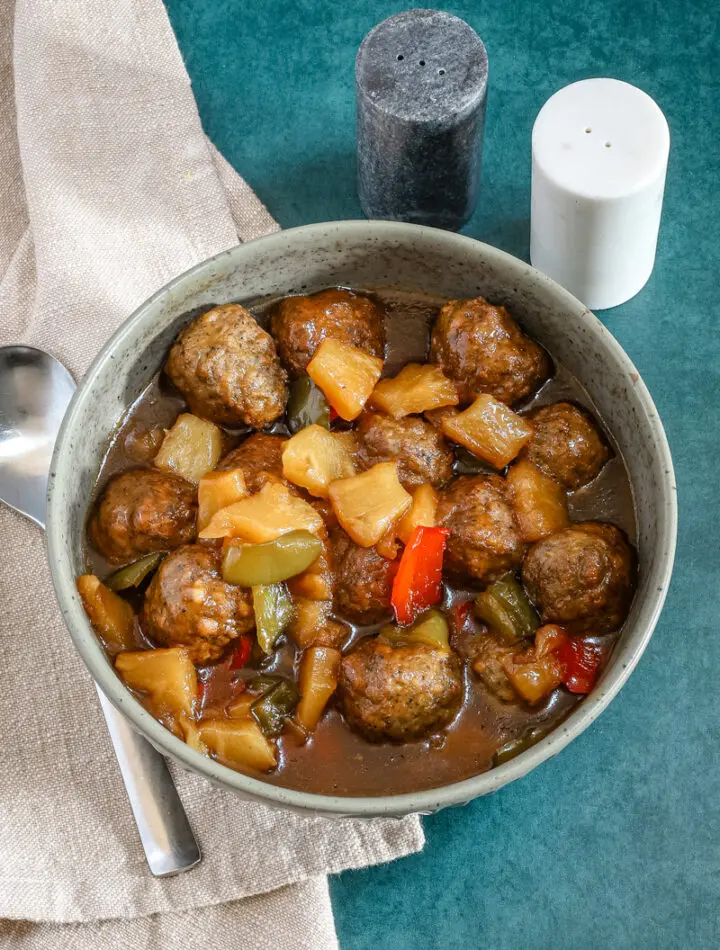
[0,0,423,945]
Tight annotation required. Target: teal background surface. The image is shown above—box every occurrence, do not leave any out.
[165,2,719,947]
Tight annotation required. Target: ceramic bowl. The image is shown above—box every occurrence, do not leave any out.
[47,221,677,816]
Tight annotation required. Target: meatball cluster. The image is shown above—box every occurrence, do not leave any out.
[84,289,637,761]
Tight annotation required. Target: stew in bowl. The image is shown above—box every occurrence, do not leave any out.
[77,283,638,797]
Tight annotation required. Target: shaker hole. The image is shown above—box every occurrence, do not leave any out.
[438,68,446,75]
[605,141,612,148]
[397,54,404,61]
[419,60,426,66]
[585,127,592,133]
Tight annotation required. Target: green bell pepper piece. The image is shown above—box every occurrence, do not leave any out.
[252,583,295,654]
[287,375,331,433]
[222,530,323,587]
[380,609,450,651]
[251,678,301,737]
[474,574,539,645]
[105,552,164,591]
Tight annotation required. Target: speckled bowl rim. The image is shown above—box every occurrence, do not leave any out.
[47,220,677,817]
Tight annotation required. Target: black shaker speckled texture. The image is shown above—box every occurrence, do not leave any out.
[356,9,488,231]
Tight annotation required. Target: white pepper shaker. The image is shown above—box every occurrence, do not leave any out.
[530,78,670,310]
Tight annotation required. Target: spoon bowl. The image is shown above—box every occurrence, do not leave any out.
[0,346,75,528]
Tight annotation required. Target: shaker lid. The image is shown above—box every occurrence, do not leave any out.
[356,9,488,124]
[532,78,670,200]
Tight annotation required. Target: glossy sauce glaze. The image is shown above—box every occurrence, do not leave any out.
[87,288,636,797]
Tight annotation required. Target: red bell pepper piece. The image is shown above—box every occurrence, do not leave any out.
[228,634,253,670]
[448,599,473,638]
[391,525,450,626]
[554,635,606,693]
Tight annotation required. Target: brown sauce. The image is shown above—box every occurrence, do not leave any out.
[87,288,636,797]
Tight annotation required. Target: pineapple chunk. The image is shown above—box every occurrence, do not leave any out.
[179,715,209,754]
[154,413,224,484]
[328,461,412,547]
[396,483,439,545]
[115,647,197,719]
[288,598,347,649]
[306,339,383,421]
[441,394,534,469]
[506,459,569,542]
[77,574,139,654]
[197,469,248,530]
[371,363,459,418]
[296,647,341,731]
[287,540,334,600]
[198,718,277,771]
[198,482,324,542]
[375,527,400,560]
[282,424,356,498]
[226,693,255,720]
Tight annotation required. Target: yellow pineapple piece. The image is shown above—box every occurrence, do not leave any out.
[179,715,209,754]
[198,718,277,771]
[198,482,324,542]
[396,483,439,545]
[306,339,383,421]
[296,647,341,731]
[226,694,255,720]
[506,459,569,542]
[154,413,224,484]
[371,363,458,418]
[282,424,356,498]
[328,461,412,547]
[197,468,248,530]
[287,539,334,600]
[288,598,347,649]
[441,394,534,468]
[77,574,139,654]
[115,647,197,719]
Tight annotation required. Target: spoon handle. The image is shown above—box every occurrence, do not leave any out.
[96,686,202,876]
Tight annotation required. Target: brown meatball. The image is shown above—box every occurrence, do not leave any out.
[89,469,197,565]
[470,634,517,702]
[338,637,463,741]
[522,402,610,490]
[271,289,385,377]
[143,544,254,664]
[217,433,289,492]
[522,522,635,634]
[437,475,524,585]
[333,530,396,624]
[356,413,454,491]
[165,303,287,428]
[430,297,551,405]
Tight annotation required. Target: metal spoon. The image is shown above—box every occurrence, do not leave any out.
[0,345,201,877]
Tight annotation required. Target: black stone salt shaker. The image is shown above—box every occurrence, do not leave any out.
[356,9,488,231]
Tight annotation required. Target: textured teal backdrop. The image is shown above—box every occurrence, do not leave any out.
[165,2,719,947]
